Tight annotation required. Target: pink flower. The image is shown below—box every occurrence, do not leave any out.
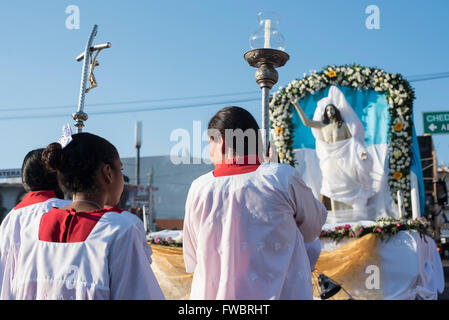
[154,236,161,244]
[335,226,342,230]
[344,224,351,231]
[376,227,382,233]
[166,236,173,243]
[396,222,401,227]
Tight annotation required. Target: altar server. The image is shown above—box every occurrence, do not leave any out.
[1,133,164,300]
[183,106,327,300]
[0,148,71,299]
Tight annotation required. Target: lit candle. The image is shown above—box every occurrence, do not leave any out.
[264,19,271,48]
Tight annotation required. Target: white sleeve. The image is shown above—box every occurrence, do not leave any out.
[289,170,328,243]
[183,183,198,274]
[108,221,165,300]
[0,211,16,299]
[304,238,322,271]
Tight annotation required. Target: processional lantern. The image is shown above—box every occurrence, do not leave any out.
[72,24,111,133]
[244,12,289,157]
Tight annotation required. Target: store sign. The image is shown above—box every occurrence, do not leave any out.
[0,169,21,179]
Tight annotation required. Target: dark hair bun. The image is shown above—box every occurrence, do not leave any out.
[42,143,63,172]
[22,148,60,193]
[42,133,119,194]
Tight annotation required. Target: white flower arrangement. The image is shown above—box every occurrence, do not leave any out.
[269,64,416,217]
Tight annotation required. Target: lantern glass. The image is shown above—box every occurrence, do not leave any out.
[249,11,286,51]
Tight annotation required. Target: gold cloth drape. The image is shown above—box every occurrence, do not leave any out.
[311,233,383,300]
[150,244,192,300]
[150,233,383,300]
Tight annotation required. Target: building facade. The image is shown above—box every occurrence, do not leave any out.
[0,156,213,227]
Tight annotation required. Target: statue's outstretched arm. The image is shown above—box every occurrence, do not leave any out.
[290,99,323,129]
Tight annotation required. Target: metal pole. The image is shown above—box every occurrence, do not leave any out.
[261,87,270,157]
[73,25,98,133]
[136,147,140,186]
[244,49,289,160]
[72,25,111,134]
[77,25,97,114]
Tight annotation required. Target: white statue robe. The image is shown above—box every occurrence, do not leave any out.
[312,86,375,210]
[0,196,164,300]
[183,159,327,300]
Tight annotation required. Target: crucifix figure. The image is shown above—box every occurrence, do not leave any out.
[72,24,111,133]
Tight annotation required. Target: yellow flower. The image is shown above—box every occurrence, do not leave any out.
[393,171,403,180]
[327,70,337,78]
[394,122,404,132]
[393,150,402,159]
[279,152,285,159]
[275,127,284,135]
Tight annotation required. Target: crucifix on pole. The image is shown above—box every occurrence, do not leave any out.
[72,24,111,133]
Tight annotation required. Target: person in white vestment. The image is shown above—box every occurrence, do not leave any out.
[291,86,374,211]
[183,106,328,300]
[0,133,164,300]
[0,148,71,299]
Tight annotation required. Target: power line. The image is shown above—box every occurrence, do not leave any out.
[407,72,449,83]
[1,71,448,121]
[0,97,261,121]
[0,91,260,113]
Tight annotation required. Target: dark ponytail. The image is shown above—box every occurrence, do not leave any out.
[208,106,261,157]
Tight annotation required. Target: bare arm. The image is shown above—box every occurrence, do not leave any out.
[291,99,324,129]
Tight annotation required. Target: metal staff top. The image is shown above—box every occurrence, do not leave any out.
[72,24,111,133]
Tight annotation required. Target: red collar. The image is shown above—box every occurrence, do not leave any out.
[14,190,57,210]
[213,155,261,177]
[39,206,124,243]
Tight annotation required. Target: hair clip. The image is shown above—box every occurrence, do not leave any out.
[58,123,73,149]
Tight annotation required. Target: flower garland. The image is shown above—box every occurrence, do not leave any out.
[148,235,183,247]
[320,217,432,244]
[269,64,415,216]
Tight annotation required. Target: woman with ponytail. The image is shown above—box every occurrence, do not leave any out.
[2,132,164,300]
[0,148,71,298]
[183,106,328,300]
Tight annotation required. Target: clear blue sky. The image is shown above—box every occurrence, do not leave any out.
[0,0,448,169]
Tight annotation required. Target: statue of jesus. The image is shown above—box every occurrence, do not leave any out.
[290,86,373,211]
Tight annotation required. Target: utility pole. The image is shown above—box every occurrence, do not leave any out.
[146,169,155,232]
[135,121,142,186]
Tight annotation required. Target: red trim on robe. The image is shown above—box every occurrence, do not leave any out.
[14,190,57,210]
[213,155,261,177]
[38,207,124,243]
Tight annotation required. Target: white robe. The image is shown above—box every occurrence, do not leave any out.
[0,191,71,299]
[183,162,328,300]
[0,198,164,300]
